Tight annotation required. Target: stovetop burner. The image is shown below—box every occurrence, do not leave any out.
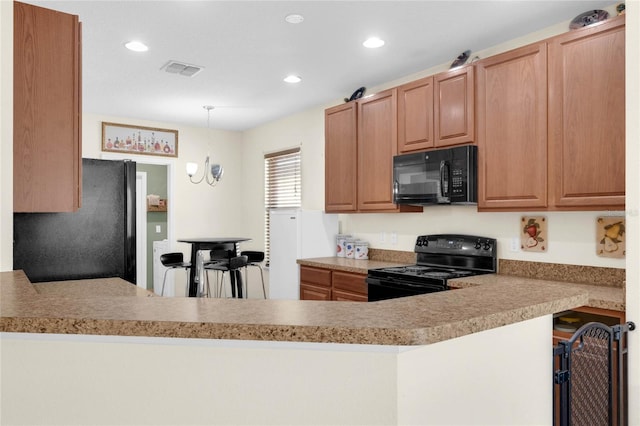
[377,265,478,280]
[366,234,497,302]
[369,234,497,282]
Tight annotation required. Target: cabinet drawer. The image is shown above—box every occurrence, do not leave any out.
[300,283,331,301]
[300,266,331,287]
[332,289,368,302]
[332,271,367,295]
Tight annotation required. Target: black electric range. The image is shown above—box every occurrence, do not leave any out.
[366,234,497,301]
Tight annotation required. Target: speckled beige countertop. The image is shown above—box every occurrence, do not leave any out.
[298,257,625,312]
[297,257,409,275]
[1,268,591,346]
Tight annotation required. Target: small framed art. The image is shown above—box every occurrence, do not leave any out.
[102,122,178,157]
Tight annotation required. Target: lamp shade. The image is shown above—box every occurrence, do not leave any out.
[186,162,198,177]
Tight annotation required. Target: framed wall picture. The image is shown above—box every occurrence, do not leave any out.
[102,122,178,157]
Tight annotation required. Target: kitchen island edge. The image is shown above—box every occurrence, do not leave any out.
[1,269,589,345]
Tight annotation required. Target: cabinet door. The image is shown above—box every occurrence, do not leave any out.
[357,89,399,211]
[397,76,434,153]
[476,42,548,210]
[325,102,358,212]
[548,17,625,209]
[434,66,475,147]
[358,89,398,211]
[332,271,367,296]
[14,2,82,212]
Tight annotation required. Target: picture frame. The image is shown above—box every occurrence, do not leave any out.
[102,122,178,157]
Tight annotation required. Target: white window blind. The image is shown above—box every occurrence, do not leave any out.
[264,148,301,265]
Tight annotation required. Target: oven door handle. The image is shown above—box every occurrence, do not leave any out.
[439,160,450,198]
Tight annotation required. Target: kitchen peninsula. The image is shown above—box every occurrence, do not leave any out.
[1,268,595,425]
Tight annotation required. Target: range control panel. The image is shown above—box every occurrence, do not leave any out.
[415,234,496,257]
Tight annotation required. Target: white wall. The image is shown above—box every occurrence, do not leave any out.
[625,2,639,423]
[0,1,13,272]
[81,113,245,295]
[397,315,552,425]
[0,316,551,425]
[241,4,624,269]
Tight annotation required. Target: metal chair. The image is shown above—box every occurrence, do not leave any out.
[199,244,235,297]
[241,250,267,299]
[204,255,248,298]
[160,252,191,296]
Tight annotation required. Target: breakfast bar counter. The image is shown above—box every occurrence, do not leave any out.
[1,269,591,345]
[0,269,606,425]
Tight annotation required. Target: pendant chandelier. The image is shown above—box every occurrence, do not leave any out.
[186,106,224,186]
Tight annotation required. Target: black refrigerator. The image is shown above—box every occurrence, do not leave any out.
[14,158,136,283]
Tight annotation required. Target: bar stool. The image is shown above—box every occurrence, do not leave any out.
[204,255,248,298]
[160,252,192,296]
[201,245,235,297]
[241,250,267,299]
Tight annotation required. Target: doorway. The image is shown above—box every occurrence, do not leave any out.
[136,163,169,291]
[136,172,148,289]
[100,153,174,291]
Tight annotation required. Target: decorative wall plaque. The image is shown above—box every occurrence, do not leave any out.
[521,216,547,252]
[596,217,625,258]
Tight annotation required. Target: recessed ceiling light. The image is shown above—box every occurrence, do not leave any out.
[125,41,148,52]
[285,14,304,24]
[363,37,385,49]
[284,75,302,84]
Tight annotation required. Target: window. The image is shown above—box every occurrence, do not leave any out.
[264,148,301,265]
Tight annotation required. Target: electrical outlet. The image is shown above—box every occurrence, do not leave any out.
[390,232,398,245]
[510,237,519,252]
[156,225,162,233]
[379,232,386,243]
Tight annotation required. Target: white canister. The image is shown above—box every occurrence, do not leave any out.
[345,238,356,259]
[336,234,350,257]
[355,241,369,260]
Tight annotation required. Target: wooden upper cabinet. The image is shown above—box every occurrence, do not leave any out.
[476,42,548,211]
[397,76,434,153]
[358,89,398,211]
[357,89,420,213]
[14,2,82,212]
[325,102,358,213]
[434,65,475,147]
[548,16,625,210]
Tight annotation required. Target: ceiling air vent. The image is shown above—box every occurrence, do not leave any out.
[161,60,204,77]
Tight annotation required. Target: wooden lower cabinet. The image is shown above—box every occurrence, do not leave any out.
[333,289,368,302]
[299,266,367,302]
[300,266,331,300]
[300,283,332,301]
[332,271,367,302]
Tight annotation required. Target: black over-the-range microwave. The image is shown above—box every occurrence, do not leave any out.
[393,145,477,206]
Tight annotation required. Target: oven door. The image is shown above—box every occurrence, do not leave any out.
[366,276,446,302]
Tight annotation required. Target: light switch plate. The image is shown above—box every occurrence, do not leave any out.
[156,225,161,233]
[510,238,519,252]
